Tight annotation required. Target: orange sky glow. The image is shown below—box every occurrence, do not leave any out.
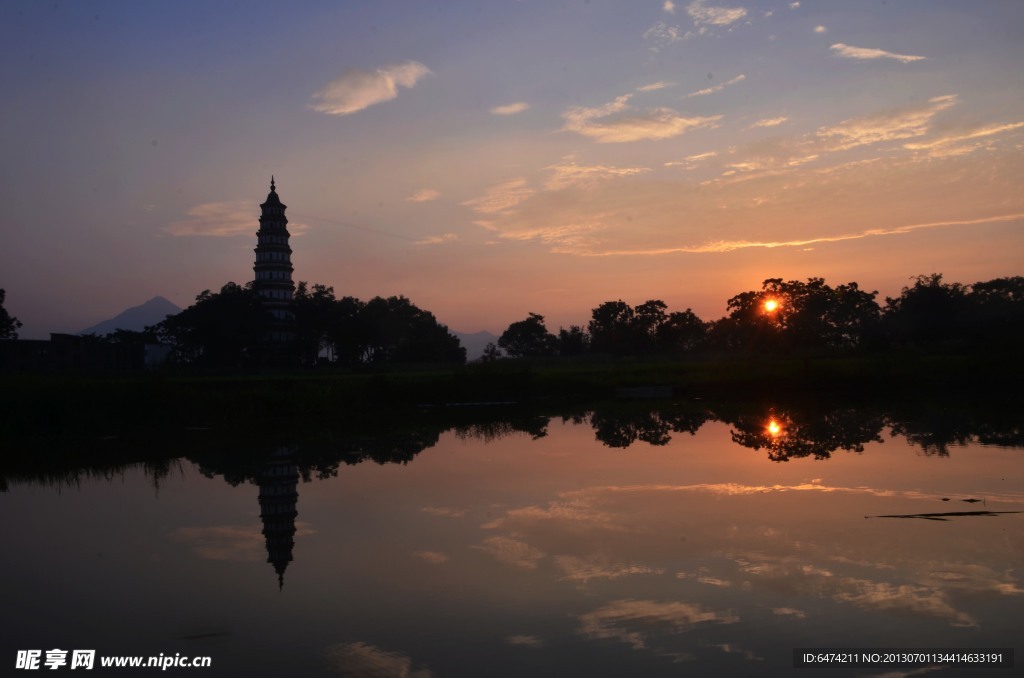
[2,1,1022,337]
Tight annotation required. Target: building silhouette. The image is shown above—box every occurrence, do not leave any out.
[253,177,296,343]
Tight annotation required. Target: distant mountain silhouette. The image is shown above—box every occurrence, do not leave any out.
[80,296,182,336]
[452,330,498,361]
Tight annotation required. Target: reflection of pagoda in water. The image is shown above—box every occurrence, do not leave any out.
[258,447,299,590]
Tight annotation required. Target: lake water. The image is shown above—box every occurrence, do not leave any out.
[3,401,1022,676]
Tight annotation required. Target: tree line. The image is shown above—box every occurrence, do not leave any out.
[61,281,465,369]
[2,273,1020,368]
[491,274,1024,359]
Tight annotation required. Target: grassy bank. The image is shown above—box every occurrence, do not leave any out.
[3,348,1022,440]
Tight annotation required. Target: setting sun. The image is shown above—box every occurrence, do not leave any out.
[767,419,783,437]
[763,299,780,313]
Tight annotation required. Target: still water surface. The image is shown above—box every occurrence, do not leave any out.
[3,405,1022,676]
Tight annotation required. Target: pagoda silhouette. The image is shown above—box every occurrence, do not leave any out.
[253,177,296,343]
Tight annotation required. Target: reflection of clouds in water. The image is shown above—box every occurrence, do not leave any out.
[169,522,315,561]
[578,599,739,650]
[325,642,431,678]
[709,643,764,662]
[473,536,545,570]
[560,482,1024,505]
[483,482,1024,548]
[675,568,732,587]
[413,551,449,564]
[771,607,806,619]
[478,481,1021,635]
[481,500,624,532]
[921,563,1024,596]
[555,555,663,583]
[833,579,976,628]
[729,552,980,628]
[505,635,544,648]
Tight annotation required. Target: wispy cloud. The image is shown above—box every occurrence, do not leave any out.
[407,189,440,202]
[789,1,800,8]
[578,213,1024,256]
[748,116,789,129]
[406,188,440,202]
[816,94,957,151]
[716,95,959,172]
[686,0,748,27]
[414,233,458,246]
[544,161,650,190]
[461,178,534,215]
[687,73,746,97]
[814,25,827,34]
[562,93,721,143]
[473,535,545,570]
[309,61,432,116]
[664,151,718,168]
[643,21,684,47]
[165,201,308,238]
[830,43,926,63]
[420,506,466,518]
[903,121,1024,156]
[165,201,254,237]
[637,81,675,92]
[663,1,676,13]
[491,101,529,115]
[467,96,1023,259]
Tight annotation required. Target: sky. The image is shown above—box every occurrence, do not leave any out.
[2,0,1023,338]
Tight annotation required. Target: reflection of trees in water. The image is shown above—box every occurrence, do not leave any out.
[588,409,709,448]
[888,406,1024,457]
[888,419,970,457]
[5,399,1024,491]
[0,458,186,494]
[453,415,549,442]
[726,408,885,462]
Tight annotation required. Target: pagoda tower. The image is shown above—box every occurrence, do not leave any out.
[253,177,295,342]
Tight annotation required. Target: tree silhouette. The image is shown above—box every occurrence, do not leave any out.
[587,299,706,355]
[0,289,22,339]
[967,276,1024,348]
[713,277,880,352]
[359,296,465,364]
[155,282,271,367]
[498,312,557,357]
[557,325,589,356]
[293,282,337,365]
[657,309,707,353]
[588,300,635,355]
[883,273,969,348]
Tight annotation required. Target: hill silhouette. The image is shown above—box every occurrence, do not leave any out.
[79,296,182,336]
